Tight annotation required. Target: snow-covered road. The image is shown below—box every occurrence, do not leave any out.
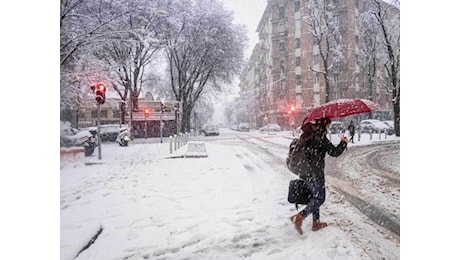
[61,129,400,259]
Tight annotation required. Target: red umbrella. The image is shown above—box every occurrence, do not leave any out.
[303,98,380,122]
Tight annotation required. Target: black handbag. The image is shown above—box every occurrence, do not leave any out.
[287,179,312,208]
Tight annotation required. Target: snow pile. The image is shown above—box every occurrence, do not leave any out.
[60,147,85,169]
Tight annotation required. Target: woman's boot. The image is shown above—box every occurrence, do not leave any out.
[290,213,304,235]
[312,220,328,231]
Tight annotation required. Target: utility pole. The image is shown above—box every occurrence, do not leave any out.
[91,82,107,160]
[97,103,102,160]
[160,107,164,143]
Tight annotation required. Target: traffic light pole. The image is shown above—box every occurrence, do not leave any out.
[97,103,102,160]
[160,109,163,143]
[144,114,147,140]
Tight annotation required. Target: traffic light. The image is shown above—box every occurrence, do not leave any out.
[288,105,296,115]
[93,82,107,104]
[144,108,150,116]
[161,101,167,112]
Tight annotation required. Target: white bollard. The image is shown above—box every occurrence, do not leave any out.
[169,136,173,154]
[174,134,177,151]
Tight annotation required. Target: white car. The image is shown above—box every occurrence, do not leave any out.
[238,123,250,132]
[259,124,281,133]
[203,124,219,136]
[383,120,394,128]
[359,119,394,135]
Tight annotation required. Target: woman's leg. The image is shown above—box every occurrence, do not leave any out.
[291,181,327,234]
[300,181,325,218]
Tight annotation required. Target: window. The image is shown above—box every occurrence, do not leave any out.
[295,38,301,48]
[355,0,359,8]
[101,110,108,118]
[279,7,285,18]
[280,80,286,91]
[314,54,319,65]
[333,15,339,25]
[278,23,286,33]
[296,57,301,66]
[296,75,302,85]
[295,1,300,12]
[314,72,319,83]
[91,110,107,118]
[279,41,285,55]
[113,110,120,118]
[78,110,85,118]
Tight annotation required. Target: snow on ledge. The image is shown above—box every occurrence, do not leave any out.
[184,141,208,158]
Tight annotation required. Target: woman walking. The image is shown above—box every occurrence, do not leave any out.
[290,117,348,235]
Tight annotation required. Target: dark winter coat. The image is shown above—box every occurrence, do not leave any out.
[348,122,356,135]
[299,134,347,182]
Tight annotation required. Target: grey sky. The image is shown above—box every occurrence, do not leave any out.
[222,0,268,59]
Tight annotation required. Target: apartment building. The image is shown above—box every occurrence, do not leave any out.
[240,0,397,129]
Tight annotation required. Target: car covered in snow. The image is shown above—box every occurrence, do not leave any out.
[238,123,250,132]
[259,123,281,133]
[329,121,345,134]
[358,119,394,135]
[203,124,220,136]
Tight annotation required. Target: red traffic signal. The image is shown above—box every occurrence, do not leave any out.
[287,105,296,115]
[144,108,150,115]
[94,82,107,104]
[96,82,107,92]
[161,101,167,112]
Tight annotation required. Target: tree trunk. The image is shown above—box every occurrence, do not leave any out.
[393,90,400,137]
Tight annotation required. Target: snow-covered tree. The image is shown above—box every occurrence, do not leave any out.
[60,0,131,122]
[91,0,169,124]
[162,0,248,132]
[362,0,400,136]
[305,0,344,103]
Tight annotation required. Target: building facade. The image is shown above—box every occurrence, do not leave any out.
[239,0,397,129]
[63,96,182,138]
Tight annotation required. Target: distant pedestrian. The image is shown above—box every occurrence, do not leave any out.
[348,120,356,143]
[290,117,348,235]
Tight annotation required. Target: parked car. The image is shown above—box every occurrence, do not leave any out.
[203,124,220,136]
[230,124,239,131]
[358,119,394,135]
[382,120,395,135]
[238,123,250,132]
[60,122,97,156]
[329,121,345,134]
[87,124,129,142]
[259,123,282,133]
